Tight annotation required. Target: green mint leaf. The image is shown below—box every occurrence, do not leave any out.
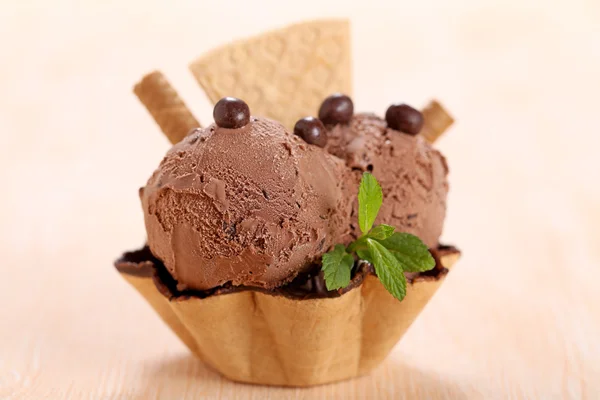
[356,248,372,262]
[379,232,435,272]
[347,236,367,253]
[366,239,407,301]
[321,244,354,291]
[357,172,383,234]
[367,224,395,240]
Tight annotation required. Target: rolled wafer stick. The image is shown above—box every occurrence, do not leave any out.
[134,71,200,144]
[420,100,454,143]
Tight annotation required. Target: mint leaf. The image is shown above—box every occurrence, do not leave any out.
[356,248,371,262]
[367,224,395,240]
[366,239,407,301]
[320,173,435,302]
[357,172,383,234]
[379,232,435,272]
[321,244,354,291]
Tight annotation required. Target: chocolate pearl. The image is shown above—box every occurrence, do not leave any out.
[385,104,424,135]
[213,97,250,129]
[294,117,327,147]
[318,94,354,125]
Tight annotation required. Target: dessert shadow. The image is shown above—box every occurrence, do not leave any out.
[135,353,470,398]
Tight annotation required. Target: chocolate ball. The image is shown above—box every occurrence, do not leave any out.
[318,94,354,125]
[213,97,250,129]
[385,104,424,135]
[294,117,327,147]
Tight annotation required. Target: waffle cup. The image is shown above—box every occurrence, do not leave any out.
[116,248,459,387]
[125,19,458,387]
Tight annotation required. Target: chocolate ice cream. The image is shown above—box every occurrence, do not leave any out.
[141,93,449,293]
[323,109,448,248]
[118,23,461,388]
[141,101,352,291]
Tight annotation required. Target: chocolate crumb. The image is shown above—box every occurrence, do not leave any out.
[318,94,354,125]
[293,117,328,147]
[213,97,250,129]
[385,104,424,135]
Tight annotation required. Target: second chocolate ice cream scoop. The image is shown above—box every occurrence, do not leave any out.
[324,112,449,248]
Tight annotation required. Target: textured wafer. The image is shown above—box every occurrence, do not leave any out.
[117,251,459,387]
[134,71,200,144]
[189,19,352,130]
[421,100,454,143]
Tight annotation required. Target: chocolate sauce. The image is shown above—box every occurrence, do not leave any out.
[115,245,459,301]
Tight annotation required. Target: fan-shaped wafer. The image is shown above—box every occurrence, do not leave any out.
[189,19,352,129]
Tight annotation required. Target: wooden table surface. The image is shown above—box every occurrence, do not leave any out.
[2,1,599,398]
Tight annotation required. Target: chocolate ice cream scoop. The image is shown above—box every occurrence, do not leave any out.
[324,112,448,248]
[141,109,352,291]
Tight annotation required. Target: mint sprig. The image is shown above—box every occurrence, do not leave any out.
[367,224,395,240]
[322,244,354,291]
[357,172,383,234]
[320,172,435,301]
[366,239,407,301]
[379,232,435,272]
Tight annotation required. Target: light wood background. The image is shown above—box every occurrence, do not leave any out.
[1,1,599,399]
